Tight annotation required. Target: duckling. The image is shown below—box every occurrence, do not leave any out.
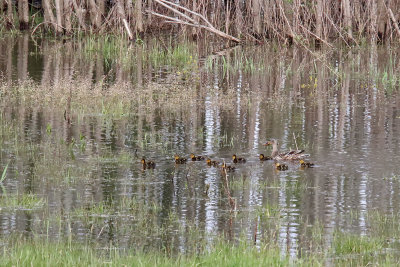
[259,154,273,161]
[221,162,236,172]
[206,158,220,167]
[232,154,246,163]
[190,153,206,161]
[141,158,156,169]
[300,159,314,168]
[275,162,288,171]
[174,155,187,164]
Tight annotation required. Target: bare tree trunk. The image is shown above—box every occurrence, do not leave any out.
[225,0,230,35]
[55,0,63,32]
[135,0,144,34]
[72,0,87,31]
[6,36,13,81]
[17,34,29,81]
[88,0,101,29]
[315,0,324,46]
[377,0,387,42]
[370,0,377,42]
[43,0,63,34]
[252,0,262,36]
[262,0,273,38]
[292,0,300,35]
[136,45,143,88]
[385,0,400,40]
[342,0,353,41]
[97,0,105,25]
[192,0,199,39]
[147,0,153,27]
[116,0,133,40]
[95,54,104,83]
[41,40,52,86]
[234,0,242,37]
[63,0,72,34]
[18,0,29,30]
[5,0,14,29]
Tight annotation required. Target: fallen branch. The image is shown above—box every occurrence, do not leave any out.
[384,2,400,39]
[149,0,240,43]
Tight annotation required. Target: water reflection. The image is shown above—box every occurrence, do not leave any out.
[0,35,400,257]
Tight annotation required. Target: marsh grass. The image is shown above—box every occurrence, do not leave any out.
[3,223,400,266]
[0,194,45,210]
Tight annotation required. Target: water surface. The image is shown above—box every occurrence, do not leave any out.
[0,34,400,256]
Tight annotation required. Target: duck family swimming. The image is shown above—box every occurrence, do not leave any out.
[141,139,314,171]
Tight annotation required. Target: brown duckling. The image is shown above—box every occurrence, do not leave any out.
[221,162,236,172]
[141,158,155,169]
[190,153,206,161]
[259,154,273,161]
[206,158,220,167]
[275,162,288,171]
[174,155,187,164]
[300,160,314,168]
[232,154,246,163]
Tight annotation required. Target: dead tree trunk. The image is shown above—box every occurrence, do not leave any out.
[116,0,133,40]
[191,0,199,39]
[5,0,14,29]
[18,0,29,30]
[72,0,87,31]
[369,0,377,42]
[55,0,63,32]
[88,0,102,29]
[43,0,63,34]
[315,0,324,46]
[234,0,242,37]
[63,0,72,34]
[252,0,262,36]
[342,0,353,41]
[135,0,144,34]
[97,0,105,25]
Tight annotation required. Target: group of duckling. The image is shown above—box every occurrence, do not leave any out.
[141,139,315,172]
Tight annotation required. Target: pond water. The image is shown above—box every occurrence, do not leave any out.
[0,34,400,256]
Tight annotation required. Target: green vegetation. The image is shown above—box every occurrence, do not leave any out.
[2,221,400,266]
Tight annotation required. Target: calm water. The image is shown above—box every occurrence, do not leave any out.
[0,34,400,255]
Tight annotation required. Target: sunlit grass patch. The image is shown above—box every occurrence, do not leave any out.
[333,231,384,255]
[0,194,45,210]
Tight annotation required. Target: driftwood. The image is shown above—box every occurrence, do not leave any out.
[148,0,240,43]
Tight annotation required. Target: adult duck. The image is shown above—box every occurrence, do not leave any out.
[264,139,306,161]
